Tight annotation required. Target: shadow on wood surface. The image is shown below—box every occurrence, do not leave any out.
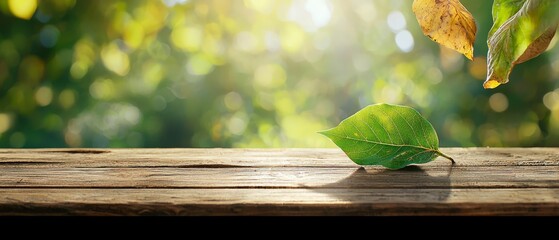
[316,165,453,202]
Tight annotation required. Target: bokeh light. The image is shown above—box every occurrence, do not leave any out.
[0,0,558,148]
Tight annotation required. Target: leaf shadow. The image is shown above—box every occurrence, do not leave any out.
[314,165,453,203]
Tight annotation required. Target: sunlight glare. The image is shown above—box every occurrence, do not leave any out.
[287,0,332,32]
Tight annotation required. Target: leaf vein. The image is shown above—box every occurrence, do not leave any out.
[394,109,422,147]
[386,112,404,143]
[369,114,394,144]
[326,133,436,151]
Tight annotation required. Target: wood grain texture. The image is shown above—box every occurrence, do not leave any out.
[0,166,557,188]
[0,188,557,216]
[0,148,558,216]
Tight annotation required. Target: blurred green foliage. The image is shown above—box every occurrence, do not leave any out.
[0,0,558,148]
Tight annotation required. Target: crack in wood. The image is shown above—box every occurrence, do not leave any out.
[38,149,110,154]
[0,161,62,165]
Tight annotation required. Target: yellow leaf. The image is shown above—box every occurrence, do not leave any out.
[413,0,477,60]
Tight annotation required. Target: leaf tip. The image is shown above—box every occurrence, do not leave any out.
[465,49,474,61]
[317,128,333,137]
[483,79,502,89]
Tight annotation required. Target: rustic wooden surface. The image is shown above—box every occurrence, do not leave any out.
[0,148,558,216]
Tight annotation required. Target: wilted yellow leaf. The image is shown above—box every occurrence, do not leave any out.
[413,0,477,60]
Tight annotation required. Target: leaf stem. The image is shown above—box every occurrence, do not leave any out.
[436,150,455,164]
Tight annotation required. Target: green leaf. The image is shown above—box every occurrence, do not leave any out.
[488,0,526,38]
[484,0,559,89]
[320,103,453,170]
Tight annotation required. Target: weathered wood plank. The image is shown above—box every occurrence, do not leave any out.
[0,148,558,216]
[0,166,557,188]
[0,148,558,168]
[0,188,557,216]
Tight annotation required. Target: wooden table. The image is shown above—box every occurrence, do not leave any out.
[0,148,557,216]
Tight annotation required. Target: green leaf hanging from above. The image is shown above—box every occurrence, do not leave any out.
[488,0,526,38]
[320,103,453,170]
[484,0,559,89]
